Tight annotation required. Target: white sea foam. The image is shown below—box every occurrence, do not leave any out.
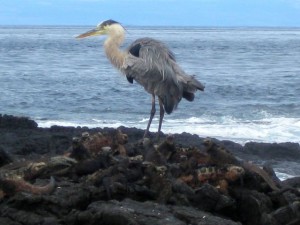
[140,116,300,144]
[275,172,296,181]
[37,119,126,128]
[37,120,85,128]
[37,116,300,145]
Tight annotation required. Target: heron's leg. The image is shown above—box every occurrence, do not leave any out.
[157,98,165,139]
[144,94,156,138]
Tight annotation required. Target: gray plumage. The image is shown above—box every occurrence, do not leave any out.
[125,37,204,113]
[76,20,205,138]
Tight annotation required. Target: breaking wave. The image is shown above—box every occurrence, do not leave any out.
[37,115,300,145]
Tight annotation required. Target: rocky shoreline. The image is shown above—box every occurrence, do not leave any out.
[0,114,300,225]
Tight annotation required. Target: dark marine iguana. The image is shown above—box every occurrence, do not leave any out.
[203,138,280,191]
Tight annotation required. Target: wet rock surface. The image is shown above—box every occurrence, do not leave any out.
[0,114,300,225]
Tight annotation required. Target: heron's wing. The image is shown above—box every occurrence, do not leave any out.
[123,38,181,114]
[123,37,205,113]
[128,38,176,61]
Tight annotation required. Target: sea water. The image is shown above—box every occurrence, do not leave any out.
[1,26,300,144]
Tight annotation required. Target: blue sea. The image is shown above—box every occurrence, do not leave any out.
[1,26,300,144]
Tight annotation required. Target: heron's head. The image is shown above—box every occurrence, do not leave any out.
[76,19,124,38]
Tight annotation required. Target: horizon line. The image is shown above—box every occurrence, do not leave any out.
[1,24,300,29]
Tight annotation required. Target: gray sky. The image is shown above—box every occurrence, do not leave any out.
[1,0,300,26]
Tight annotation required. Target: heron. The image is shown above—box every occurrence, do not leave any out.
[76,19,205,138]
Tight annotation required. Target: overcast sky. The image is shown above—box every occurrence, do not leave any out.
[1,0,300,26]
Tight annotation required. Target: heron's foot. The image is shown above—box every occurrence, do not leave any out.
[143,130,164,143]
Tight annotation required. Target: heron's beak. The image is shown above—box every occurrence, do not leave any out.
[76,27,105,39]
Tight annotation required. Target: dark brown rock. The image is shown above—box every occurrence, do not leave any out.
[0,115,299,225]
[64,198,241,225]
[244,142,300,160]
[281,177,300,188]
[0,146,12,167]
[0,114,38,129]
[232,188,273,225]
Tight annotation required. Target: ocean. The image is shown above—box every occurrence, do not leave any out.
[1,25,300,144]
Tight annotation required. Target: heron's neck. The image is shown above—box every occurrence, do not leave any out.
[104,29,126,70]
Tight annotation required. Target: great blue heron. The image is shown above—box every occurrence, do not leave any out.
[76,19,205,138]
